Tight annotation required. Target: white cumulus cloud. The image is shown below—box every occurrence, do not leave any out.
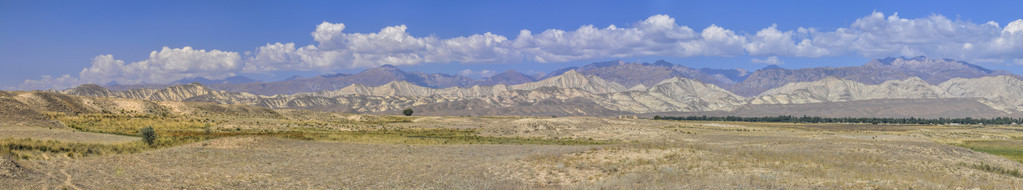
[807,12,1007,59]
[74,46,242,86]
[17,12,1023,90]
[744,24,828,57]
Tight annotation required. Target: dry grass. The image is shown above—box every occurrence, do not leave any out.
[498,121,1023,189]
[294,128,615,145]
[0,138,148,159]
[5,112,1023,189]
[3,137,589,189]
[8,112,607,160]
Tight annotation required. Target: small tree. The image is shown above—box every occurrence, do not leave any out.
[402,108,414,116]
[141,126,157,146]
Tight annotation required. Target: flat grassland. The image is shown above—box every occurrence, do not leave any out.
[2,111,1023,189]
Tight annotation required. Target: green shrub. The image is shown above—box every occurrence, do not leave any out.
[140,126,156,146]
[402,108,414,116]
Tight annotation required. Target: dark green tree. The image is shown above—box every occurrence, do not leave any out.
[140,126,157,146]
[402,108,414,116]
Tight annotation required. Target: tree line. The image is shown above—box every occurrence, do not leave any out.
[652,115,1023,125]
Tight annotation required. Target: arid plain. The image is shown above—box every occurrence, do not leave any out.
[2,90,1022,189]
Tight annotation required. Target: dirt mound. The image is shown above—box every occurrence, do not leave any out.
[14,91,95,114]
[0,94,62,128]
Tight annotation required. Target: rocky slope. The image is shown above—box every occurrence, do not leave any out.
[939,75,1023,111]
[0,89,284,128]
[751,77,946,104]
[732,56,1018,96]
[544,60,742,90]
[63,70,746,114]
[751,75,1023,112]
[61,65,1023,116]
[511,70,627,94]
[595,77,746,113]
[68,83,261,102]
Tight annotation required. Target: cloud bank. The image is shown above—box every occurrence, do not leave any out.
[16,12,1023,90]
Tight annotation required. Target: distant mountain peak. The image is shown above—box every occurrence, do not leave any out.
[876,56,923,65]
[651,60,673,67]
[761,64,781,69]
[486,70,530,79]
[476,70,536,86]
[362,65,407,75]
[496,69,522,75]
[585,60,625,68]
[283,75,303,81]
[76,83,105,89]
[171,76,258,85]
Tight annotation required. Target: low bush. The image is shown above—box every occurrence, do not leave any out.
[141,126,156,146]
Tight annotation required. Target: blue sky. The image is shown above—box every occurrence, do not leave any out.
[3,0,1023,90]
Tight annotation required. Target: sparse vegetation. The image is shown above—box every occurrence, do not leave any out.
[294,128,614,145]
[0,138,147,159]
[5,110,1023,188]
[10,112,606,159]
[963,162,1023,178]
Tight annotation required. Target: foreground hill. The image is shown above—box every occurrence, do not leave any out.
[1,89,282,129]
[58,66,1023,118]
[65,70,746,115]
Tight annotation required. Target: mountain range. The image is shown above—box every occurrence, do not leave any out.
[102,56,1019,98]
[52,57,1023,118]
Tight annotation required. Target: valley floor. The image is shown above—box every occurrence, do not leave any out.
[3,115,1023,189]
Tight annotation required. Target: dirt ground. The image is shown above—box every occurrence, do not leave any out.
[3,137,588,189]
[3,116,1023,189]
[0,126,138,144]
